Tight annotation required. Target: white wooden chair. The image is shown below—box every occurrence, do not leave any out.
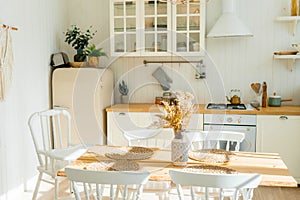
[185,130,245,151]
[123,128,174,200]
[184,130,246,199]
[124,128,173,149]
[169,170,261,200]
[28,109,87,200]
[65,167,150,200]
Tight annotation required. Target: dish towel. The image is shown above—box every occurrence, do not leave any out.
[0,25,14,101]
[152,67,173,91]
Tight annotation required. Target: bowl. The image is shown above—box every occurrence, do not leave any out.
[274,51,298,55]
[250,101,260,108]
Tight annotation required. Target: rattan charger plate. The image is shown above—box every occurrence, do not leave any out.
[105,146,154,160]
[189,149,236,164]
[83,160,140,171]
[184,164,237,174]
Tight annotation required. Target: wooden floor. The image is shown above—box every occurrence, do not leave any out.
[20,177,300,200]
[253,186,300,200]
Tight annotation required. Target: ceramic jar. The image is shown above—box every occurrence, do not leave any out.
[171,131,189,166]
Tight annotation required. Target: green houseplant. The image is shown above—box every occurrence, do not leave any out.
[85,44,107,67]
[64,25,96,62]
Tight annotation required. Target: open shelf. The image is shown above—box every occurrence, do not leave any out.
[276,16,300,35]
[273,54,300,71]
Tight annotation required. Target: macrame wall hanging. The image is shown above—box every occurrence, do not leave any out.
[0,24,17,101]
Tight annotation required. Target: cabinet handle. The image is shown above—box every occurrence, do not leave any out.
[118,112,126,116]
[279,116,288,120]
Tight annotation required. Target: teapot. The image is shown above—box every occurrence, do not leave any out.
[226,89,241,104]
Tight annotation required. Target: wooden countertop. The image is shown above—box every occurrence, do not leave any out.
[106,103,300,115]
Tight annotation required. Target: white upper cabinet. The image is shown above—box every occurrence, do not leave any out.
[110,0,205,56]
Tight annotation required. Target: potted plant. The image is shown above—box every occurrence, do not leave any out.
[84,44,107,67]
[64,25,96,62]
[118,80,129,103]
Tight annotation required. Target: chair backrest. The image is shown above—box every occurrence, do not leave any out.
[28,109,73,167]
[124,128,174,149]
[169,170,261,200]
[185,131,245,151]
[65,167,150,200]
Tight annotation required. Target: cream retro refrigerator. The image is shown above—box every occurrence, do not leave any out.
[52,68,114,145]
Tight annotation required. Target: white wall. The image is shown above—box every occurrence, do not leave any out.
[63,0,110,59]
[0,0,67,198]
[69,0,300,105]
[206,0,300,104]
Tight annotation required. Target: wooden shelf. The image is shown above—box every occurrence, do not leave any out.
[273,54,300,71]
[276,16,300,35]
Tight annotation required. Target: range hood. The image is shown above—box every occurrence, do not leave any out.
[207,0,253,38]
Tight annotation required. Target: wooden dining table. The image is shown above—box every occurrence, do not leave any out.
[60,145,297,188]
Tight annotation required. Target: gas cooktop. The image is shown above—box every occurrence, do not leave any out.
[206,103,247,110]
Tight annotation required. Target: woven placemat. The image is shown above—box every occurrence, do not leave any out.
[189,149,236,164]
[83,160,139,171]
[184,164,237,174]
[105,146,154,160]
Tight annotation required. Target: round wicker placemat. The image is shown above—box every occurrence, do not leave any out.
[189,149,236,164]
[83,160,140,171]
[105,146,154,160]
[184,164,237,174]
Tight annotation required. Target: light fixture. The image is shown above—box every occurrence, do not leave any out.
[207,0,253,38]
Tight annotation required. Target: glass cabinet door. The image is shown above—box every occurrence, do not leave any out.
[111,0,137,55]
[110,0,205,56]
[142,0,171,54]
[173,0,203,54]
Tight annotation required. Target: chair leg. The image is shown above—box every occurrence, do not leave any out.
[32,172,43,200]
[164,192,169,200]
[158,193,163,200]
[54,177,59,200]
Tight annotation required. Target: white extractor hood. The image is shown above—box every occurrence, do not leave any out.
[207,0,253,38]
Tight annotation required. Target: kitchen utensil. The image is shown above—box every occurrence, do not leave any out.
[250,101,260,111]
[262,82,267,107]
[250,83,261,94]
[226,89,241,104]
[268,92,293,107]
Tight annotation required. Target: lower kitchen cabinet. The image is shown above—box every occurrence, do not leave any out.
[107,111,203,146]
[256,115,300,183]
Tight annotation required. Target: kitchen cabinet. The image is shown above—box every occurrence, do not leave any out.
[110,0,205,56]
[256,115,300,183]
[107,111,203,146]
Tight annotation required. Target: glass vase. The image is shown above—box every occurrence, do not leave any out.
[171,131,189,166]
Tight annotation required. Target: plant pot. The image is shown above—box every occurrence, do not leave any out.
[121,95,129,104]
[88,56,100,67]
[69,62,85,68]
[171,131,188,166]
[74,49,86,62]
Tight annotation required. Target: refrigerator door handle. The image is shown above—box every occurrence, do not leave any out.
[53,105,69,110]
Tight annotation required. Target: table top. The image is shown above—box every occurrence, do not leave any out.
[61,145,298,188]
